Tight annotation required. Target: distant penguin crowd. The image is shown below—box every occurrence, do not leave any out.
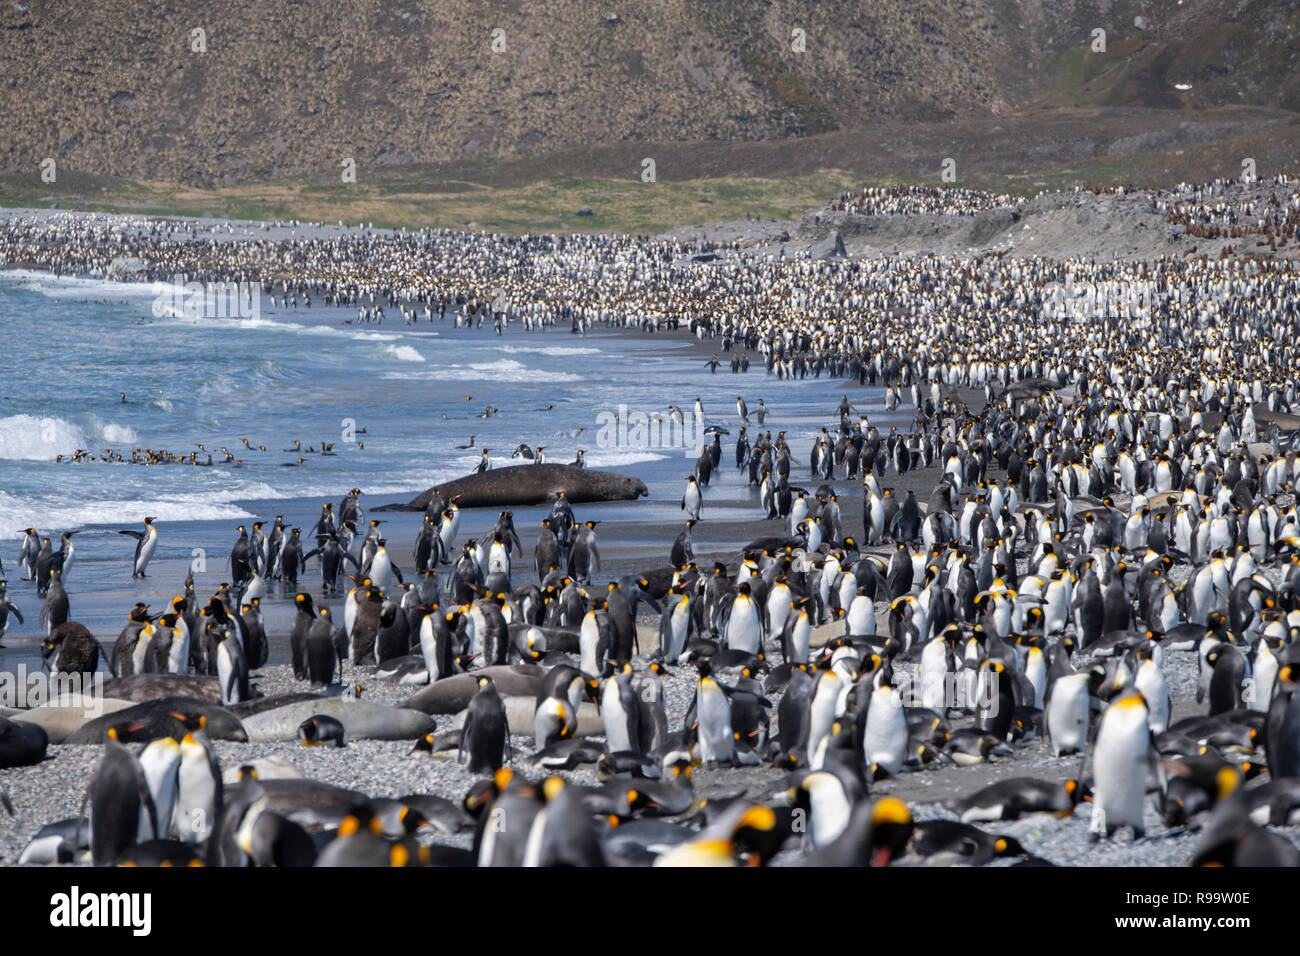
[3,176,1300,866]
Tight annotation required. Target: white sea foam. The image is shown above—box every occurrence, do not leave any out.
[581,450,669,467]
[0,489,256,537]
[0,415,138,461]
[384,358,577,383]
[100,423,139,444]
[1,269,158,301]
[383,345,425,363]
[499,345,600,356]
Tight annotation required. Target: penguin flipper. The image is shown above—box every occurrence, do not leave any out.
[118,530,144,540]
[8,604,21,624]
[457,710,475,766]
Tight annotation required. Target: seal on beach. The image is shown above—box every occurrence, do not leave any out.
[397,464,648,511]
[0,714,48,768]
[66,698,247,745]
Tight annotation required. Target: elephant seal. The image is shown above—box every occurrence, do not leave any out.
[0,714,49,768]
[240,698,434,742]
[228,693,324,720]
[399,665,544,715]
[390,464,649,511]
[65,697,247,744]
[101,674,223,704]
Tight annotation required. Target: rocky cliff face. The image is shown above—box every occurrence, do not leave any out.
[1,0,1296,185]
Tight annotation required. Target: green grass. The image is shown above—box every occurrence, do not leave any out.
[0,169,865,234]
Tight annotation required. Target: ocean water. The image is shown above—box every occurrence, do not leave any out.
[0,269,887,669]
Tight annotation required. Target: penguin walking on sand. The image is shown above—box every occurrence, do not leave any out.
[682,475,703,521]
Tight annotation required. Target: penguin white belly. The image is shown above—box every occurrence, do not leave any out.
[175,751,217,843]
[846,595,875,636]
[788,614,811,664]
[767,594,791,640]
[419,617,441,683]
[725,601,761,654]
[217,642,241,704]
[371,553,394,591]
[863,688,907,775]
[1046,673,1090,756]
[135,530,158,575]
[696,682,734,764]
[805,678,842,763]
[167,627,189,675]
[1090,701,1151,835]
[1025,653,1047,710]
[920,639,950,711]
[602,683,634,753]
[1135,662,1169,734]
[579,612,601,675]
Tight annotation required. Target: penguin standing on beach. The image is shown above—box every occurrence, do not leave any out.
[86,732,156,866]
[230,526,253,585]
[216,628,249,705]
[0,581,22,646]
[290,592,316,680]
[39,570,69,636]
[175,723,222,846]
[1089,693,1160,841]
[118,517,158,579]
[460,676,509,774]
[693,664,735,765]
[17,528,40,581]
[601,665,642,754]
[568,521,600,583]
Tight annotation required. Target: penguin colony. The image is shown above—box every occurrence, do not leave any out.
[4,178,1300,867]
